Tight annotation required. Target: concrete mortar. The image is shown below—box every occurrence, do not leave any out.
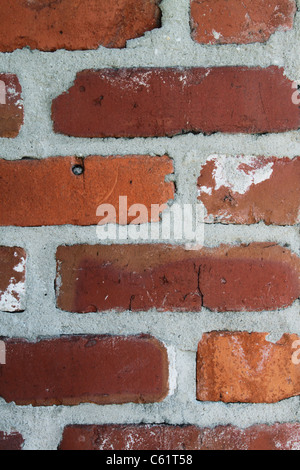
[0,0,300,450]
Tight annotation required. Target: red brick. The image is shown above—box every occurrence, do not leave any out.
[59,423,300,450]
[0,335,169,406]
[199,423,300,451]
[0,247,26,312]
[0,431,24,450]
[0,0,161,51]
[0,156,174,227]
[56,243,300,313]
[197,332,300,403]
[0,74,23,138]
[191,0,296,44]
[51,67,299,138]
[59,424,204,450]
[198,155,300,225]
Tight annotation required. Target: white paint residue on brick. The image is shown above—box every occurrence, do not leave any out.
[212,30,222,40]
[7,85,23,109]
[0,80,6,105]
[167,345,177,396]
[0,277,25,312]
[199,186,212,196]
[208,154,274,195]
[131,71,153,88]
[0,258,26,312]
[13,255,26,273]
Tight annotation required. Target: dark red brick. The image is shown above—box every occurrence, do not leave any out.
[52,67,300,137]
[0,74,23,138]
[0,431,24,450]
[59,423,300,450]
[0,335,169,406]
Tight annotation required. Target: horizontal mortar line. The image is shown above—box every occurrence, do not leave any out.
[1,309,300,343]
[0,397,299,425]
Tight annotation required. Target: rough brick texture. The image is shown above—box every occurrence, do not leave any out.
[0,335,168,406]
[0,0,161,51]
[0,74,23,138]
[59,423,300,450]
[52,67,299,138]
[0,431,24,450]
[190,0,296,45]
[0,156,174,227]
[197,332,300,403]
[198,155,300,225]
[0,247,26,312]
[56,243,300,313]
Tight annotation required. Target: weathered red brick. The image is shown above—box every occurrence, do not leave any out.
[198,155,300,225]
[191,0,296,44]
[0,431,24,450]
[56,243,300,313]
[59,424,201,450]
[0,247,26,312]
[59,423,300,450]
[197,332,300,403]
[0,156,174,227]
[199,423,300,451]
[52,67,299,138]
[0,335,169,406]
[0,0,161,51]
[0,74,23,138]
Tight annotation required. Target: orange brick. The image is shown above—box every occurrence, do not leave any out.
[197,332,300,403]
[0,156,174,226]
[191,0,296,44]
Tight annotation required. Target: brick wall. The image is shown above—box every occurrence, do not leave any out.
[0,0,300,450]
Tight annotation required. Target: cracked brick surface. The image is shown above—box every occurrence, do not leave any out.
[56,243,300,313]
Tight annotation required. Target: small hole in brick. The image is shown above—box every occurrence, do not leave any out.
[79,86,86,92]
[72,165,84,176]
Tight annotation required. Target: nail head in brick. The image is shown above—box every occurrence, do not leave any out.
[0,156,174,226]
